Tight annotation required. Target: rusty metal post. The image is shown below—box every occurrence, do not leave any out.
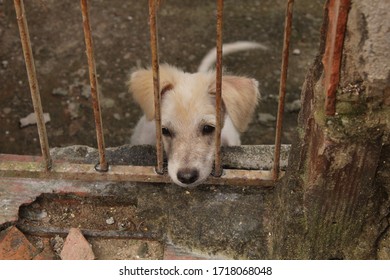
[323,0,351,116]
[80,0,108,172]
[273,0,294,180]
[213,0,224,177]
[149,0,164,175]
[13,0,52,171]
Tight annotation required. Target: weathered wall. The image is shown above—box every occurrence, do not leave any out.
[49,144,287,259]
[2,0,389,260]
[271,0,390,259]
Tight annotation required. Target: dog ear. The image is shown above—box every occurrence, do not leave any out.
[220,76,260,132]
[128,64,176,120]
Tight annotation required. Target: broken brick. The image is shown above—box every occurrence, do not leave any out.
[60,228,95,260]
[0,226,38,260]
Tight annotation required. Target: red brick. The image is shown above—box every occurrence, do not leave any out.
[0,226,38,260]
[60,228,95,260]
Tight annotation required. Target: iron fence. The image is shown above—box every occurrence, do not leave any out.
[0,0,349,187]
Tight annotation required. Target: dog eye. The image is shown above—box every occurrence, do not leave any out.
[162,127,172,137]
[202,125,215,135]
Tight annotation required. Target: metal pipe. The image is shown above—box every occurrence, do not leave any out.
[80,0,108,172]
[0,155,279,187]
[323,0,351,116]
[13,0,52,171]
[17,224,161,240]
[148,0,164,175]
[214,0,224,177]
[273,0,294,181]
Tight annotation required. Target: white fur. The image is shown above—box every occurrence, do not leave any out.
[131,115,241,147]
[130,115,156,145]
[129,42,264,187]
[197,41,268,73]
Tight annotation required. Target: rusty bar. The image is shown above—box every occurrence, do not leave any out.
[17,224,161,240]
[323,0,351,116]
[13,0,52,171]
[148,0,164,175]
[273,0,294,181]
[0,155,279,187]
[80,0,108,172]
[214,0,224,177]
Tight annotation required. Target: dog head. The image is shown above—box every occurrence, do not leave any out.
[129,64,259,187]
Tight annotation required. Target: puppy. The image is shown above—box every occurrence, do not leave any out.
[129,42,262,187]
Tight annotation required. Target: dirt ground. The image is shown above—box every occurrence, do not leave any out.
[0,0,324,260]
[0,0,324,155]
[18,194,165,260]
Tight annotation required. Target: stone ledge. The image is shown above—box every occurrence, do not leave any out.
[50,144,290,170]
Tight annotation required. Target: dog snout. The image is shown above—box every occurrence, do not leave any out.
[177,168,199,185]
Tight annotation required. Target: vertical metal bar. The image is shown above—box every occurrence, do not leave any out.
[148,0,164,174]
[214,0,224,177]
[13,0,52,171]
[273,0,294,180]
[80,0,108,172]
[323,0,351,116]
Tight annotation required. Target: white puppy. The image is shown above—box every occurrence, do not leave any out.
[129,42,264,187]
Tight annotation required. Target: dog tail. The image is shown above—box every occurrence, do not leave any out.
[197,41,268,72]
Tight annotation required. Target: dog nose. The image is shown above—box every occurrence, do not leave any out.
[177,168,199,185]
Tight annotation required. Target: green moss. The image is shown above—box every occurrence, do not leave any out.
[336,102,354,114]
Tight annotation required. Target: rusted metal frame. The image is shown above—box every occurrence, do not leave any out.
[214,0,224,177]
[80,0,108,172]
[13,0,52,171]
[149,0,164,175]
[0,156,278,187]
[323,0,351,116]
[17,223,161,240]
[272,0,294,181]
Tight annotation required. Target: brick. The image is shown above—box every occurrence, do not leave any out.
[0,226,38,260]
[60,228,95,260]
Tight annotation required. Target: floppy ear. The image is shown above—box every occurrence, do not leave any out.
[128,64,177,120]
[221,76,260,132]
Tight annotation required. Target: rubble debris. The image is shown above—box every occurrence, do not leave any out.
[2,107,11,114]
[1,60,8,68]
[67,102,80,119]
[0,226,38,260]
[52,87,68,96]
[19,112,51,128]
[60,228,95,260]
[286,99,301,112]
[258,113,276,124]
[19,207,48,221]
[33,239,56,260]
[292,48,301,55]
[50,235,64,256]
[81,84,91,99]
[106,217,115,225]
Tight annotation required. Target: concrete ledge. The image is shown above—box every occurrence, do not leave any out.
[50,144,290,170]
[0,144,290,259]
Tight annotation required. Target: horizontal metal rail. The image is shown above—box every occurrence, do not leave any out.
[0,155,279,187]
